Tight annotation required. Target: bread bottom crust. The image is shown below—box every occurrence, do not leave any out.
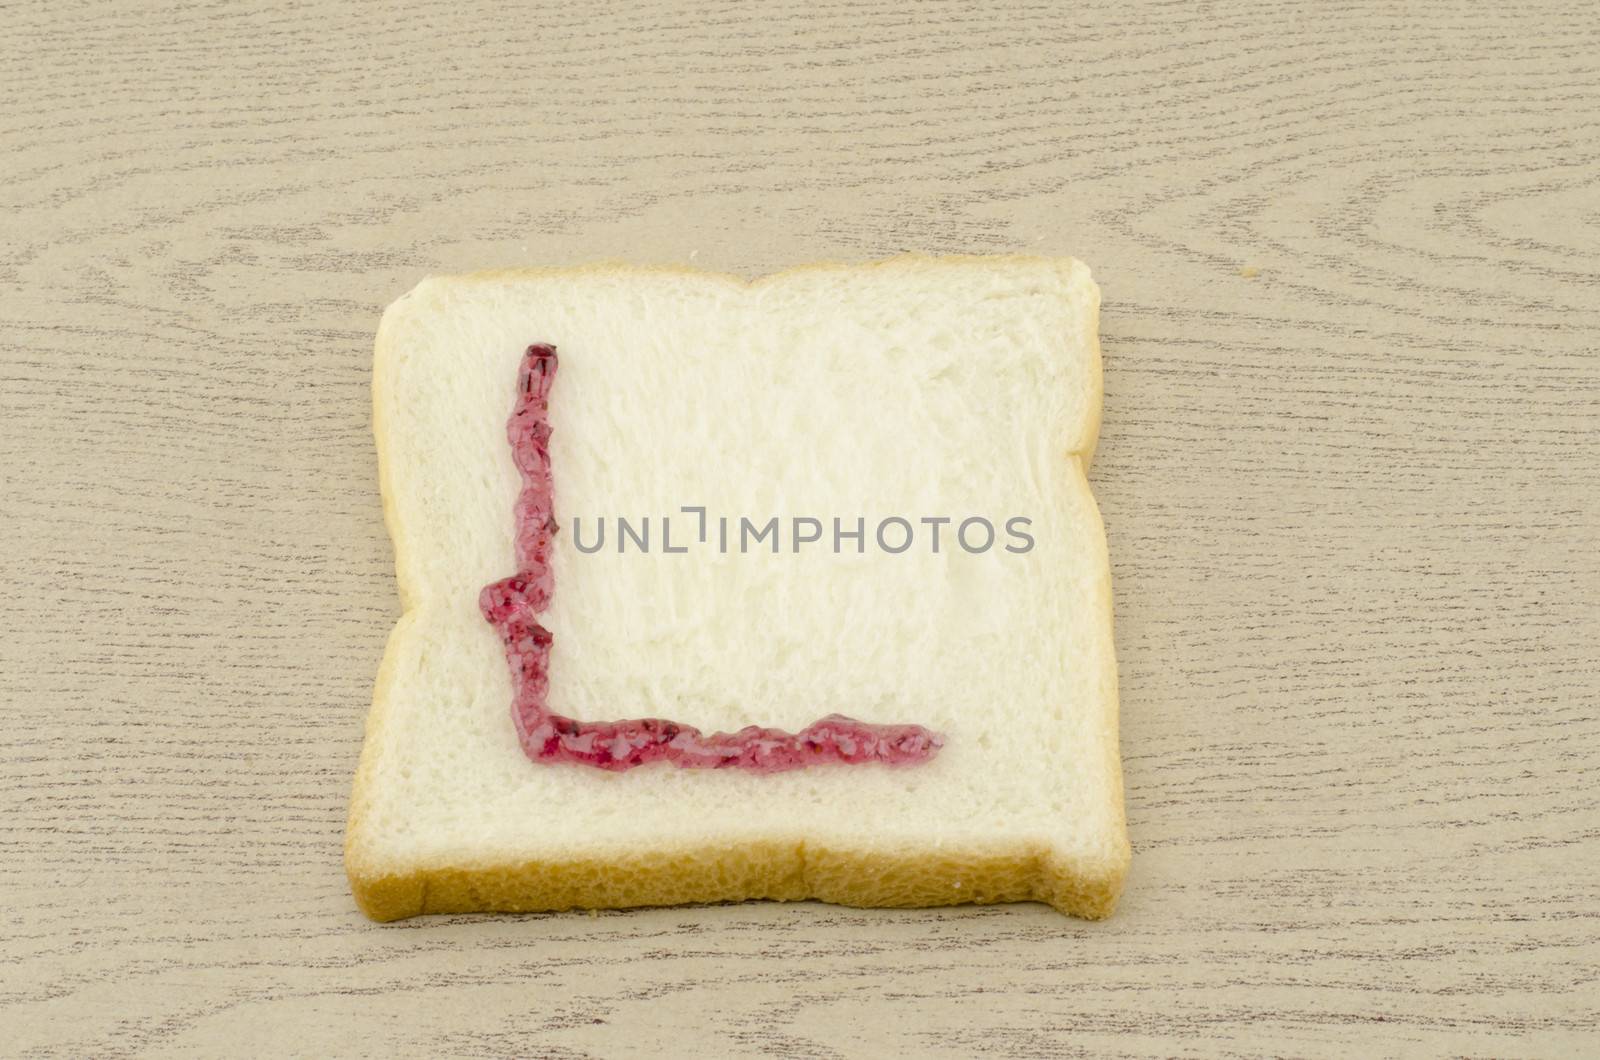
[348,842,1125,922]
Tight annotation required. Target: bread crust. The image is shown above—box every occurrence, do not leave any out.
[347,255,1127,922]
[348,842,1126,922]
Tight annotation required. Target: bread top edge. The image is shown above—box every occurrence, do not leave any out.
[385,252,1092,295]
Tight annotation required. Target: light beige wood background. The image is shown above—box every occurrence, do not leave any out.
[4,0,1597,1056]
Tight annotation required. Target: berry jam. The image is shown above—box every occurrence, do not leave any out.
[478,343,944,773]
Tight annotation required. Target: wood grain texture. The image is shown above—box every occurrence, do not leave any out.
[3,0,1598,1055]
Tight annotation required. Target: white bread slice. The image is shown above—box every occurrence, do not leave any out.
[346,256,1128,921]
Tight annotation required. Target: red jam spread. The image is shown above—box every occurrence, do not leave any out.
[479,343,944,773]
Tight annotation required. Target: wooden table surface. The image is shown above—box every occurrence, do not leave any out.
[4,1,1598,1056]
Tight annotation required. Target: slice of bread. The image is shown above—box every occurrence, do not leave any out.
[346,256,1129,921]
